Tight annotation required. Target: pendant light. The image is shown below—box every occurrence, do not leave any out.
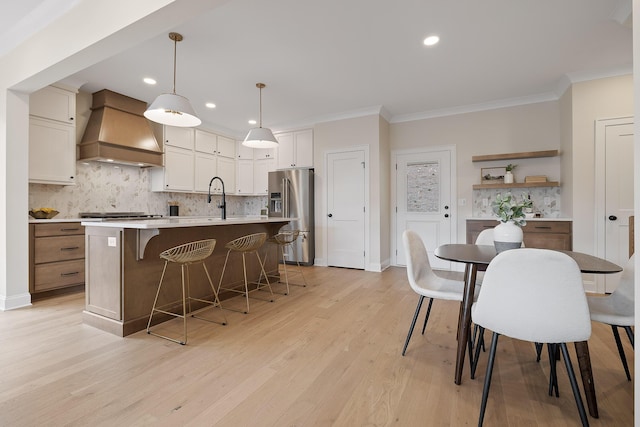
[243,83,278,148]
[144,32,201,127]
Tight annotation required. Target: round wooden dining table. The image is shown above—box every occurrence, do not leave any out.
[434,244,622,419]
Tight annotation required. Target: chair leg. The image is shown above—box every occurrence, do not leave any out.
[402,295,425,356]
[478,332,499,427]
[612,325,632,381]
[547,343,559,397]
[181,264,188,345]
[559,343,589,427]
[471,326,485,379]
[147,260,169,332]
[624,325,634,347]
[420,297,434,335]
[535,342,543,362]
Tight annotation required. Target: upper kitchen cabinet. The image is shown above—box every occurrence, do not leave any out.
[236,140,254,160]
[275,129,313,169]
[164,126,194,150]
[29,85,78,185]
[29,85,76,124]
[254,146,276,160]
[151,126,236,194]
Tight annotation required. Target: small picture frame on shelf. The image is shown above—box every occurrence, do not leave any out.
[481,167,506,184]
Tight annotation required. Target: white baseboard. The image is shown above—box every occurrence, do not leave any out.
[0,292,32,310]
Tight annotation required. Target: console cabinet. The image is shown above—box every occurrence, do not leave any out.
[29,222,85,298]
[466,219,572,250]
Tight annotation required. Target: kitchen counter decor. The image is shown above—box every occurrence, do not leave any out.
[29,208,59,219]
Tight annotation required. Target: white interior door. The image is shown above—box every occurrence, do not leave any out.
[327,150,366,269]
[605,122,634,292]
[595,117,634,293]
[394,150,453,270]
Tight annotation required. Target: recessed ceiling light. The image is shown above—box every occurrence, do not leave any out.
[248,119,257,125]
[143,77,157,85]
[423,35,440,46]
[205,102,216,109]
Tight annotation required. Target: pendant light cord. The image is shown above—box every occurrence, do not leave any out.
[172,37,177,94]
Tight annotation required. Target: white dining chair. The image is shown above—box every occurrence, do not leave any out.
[587,254,635,380]
[472,248,591,427]
[401,230,478,357]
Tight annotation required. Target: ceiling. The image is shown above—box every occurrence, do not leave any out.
[4,0,634,138]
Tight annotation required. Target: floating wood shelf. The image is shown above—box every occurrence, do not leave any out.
[472,150,559,162]
[472,181,560,190]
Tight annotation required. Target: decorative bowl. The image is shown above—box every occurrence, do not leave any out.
[29,209,59,219]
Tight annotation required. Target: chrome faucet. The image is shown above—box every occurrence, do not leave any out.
[207,176,226,220]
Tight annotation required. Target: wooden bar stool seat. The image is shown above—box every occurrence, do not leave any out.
[146,239,226,345]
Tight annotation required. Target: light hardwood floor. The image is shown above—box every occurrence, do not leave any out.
[0,266,633,426]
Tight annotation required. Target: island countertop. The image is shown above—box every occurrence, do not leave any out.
[81,216,296,229]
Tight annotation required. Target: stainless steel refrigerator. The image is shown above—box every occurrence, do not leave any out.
[268,168,314,265]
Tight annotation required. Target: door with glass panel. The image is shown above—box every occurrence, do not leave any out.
[394,150,453,269]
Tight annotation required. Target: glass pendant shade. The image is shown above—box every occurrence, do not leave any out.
[144,93,201,127]
[243,127,279,148]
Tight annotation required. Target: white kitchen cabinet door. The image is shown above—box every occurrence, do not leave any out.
[194,152,217,193]
[164,126,194,150]
[254,146,276,160]
[217,135,236,158]
[217,156,236,194]
[29,117,76,185]
[236,159,254,195]
[195,129,217,153]
[294,129,314,167]
[276,132,295,169]
[163,146,194,191]
[236,141,254,160]
[275,129,313,169]
[30,85,76,124]
[253,158,275,195]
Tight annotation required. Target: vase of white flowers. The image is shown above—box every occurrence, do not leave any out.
[491,192,532,253]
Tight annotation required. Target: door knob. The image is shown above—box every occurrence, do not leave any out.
[609,215,618,221]
[444,214,449,218]
[328,213,333,217]
[444,205,449,210]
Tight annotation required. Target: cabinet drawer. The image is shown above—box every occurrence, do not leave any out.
[34,259,85,291]
[521,221,571,234]
[34,235,85,263]
[34,222,84,237]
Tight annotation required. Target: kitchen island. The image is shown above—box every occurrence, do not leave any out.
[81,216,291,336]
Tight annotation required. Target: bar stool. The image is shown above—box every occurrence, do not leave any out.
[261,230,308,295]
[217,232,274,314]
[146,239,227,345]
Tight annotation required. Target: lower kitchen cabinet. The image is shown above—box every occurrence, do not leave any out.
[29,222,85,298]
[466,219,572,250]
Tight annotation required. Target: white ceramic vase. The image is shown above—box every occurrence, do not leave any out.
[493,220,523,253]
[504,170,514,184]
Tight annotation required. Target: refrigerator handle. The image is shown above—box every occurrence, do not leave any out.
[283,178,289,217]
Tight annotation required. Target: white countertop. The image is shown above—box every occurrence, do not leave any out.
[81,216,293,229]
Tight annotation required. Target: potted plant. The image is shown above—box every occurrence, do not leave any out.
[504,163,516,184]
[491,192,532,252]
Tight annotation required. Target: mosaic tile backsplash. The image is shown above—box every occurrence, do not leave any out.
[472,187,561,218]
[29,162,268,218]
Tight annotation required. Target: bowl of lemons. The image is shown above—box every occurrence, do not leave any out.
[29,208,59,219]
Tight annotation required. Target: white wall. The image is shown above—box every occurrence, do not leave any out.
[567,75,634,254]
[390,101,561,244]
